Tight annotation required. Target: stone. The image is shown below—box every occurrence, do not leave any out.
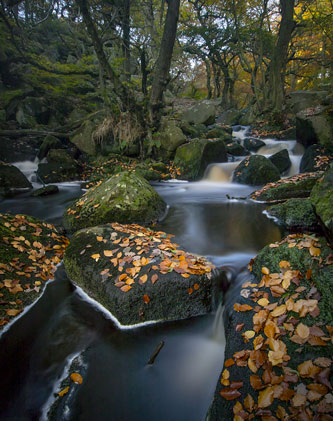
[0,161,32,195]
[310,165,333,240]
[266,198,320,232]
[225,141,248,156]
[174,138,227,181]
[232,155,280,186]
[287,90,328,114]
[37,151,81,184]
[243,137,266,152]
[300,144,332,173]
[63,223,216,326]
[251,173,321,202]
[31,185,59,197]
[38,135,63,160]
[15,97,50,127]
[296,105,333,148]
[182,101,216,126]
[216,109,242,126]
[70,119,96,155]
[269,149,292,174]
[206,125,232,141]
[63,171,166,232]
[158,118,186,159]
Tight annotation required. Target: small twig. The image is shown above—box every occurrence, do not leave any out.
[147,340,164,365]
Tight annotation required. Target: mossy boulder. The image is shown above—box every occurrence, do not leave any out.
[63,223,216,326]
[225,141,248,156]
[310,165,333,240]
[216,109,242,125]
[70,119,96,155]
[296,105,333,148]
[251,173,321,202]
[38,135,63,160]
[0,213,69,328]
[243,137,266,152]
[232,155,280,186]
[269,149,292,174]
[0,161,32,195]
[182,101,216,126]
[158,118,186,160]
[63,171,166,232]
[37,150,81,184]
[174,138,227,181]
[180,121,207,138]
[208,234,333,420]
[300,144,332,173]
[206,125,232,141]
[266,198,320,232]
[31,185,59,197]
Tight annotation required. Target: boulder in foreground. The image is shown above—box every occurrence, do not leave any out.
[232,155,280,186]
[63,171,166,232]
[64,223,216,326]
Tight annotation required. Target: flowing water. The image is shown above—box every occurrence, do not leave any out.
[0,127,297,420]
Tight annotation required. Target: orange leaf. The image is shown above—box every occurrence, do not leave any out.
[6,308,22,317]
[233,303,253,312]
[258,298,269,307]
[58,386,69,397]
[104,250,113,257]
[91,253,100,261]
[120,285,132,292]
[96,236,103,242]
[193,283,199,290]
[258,386,274,408]
[139,274,148,284]
[70,373,83,384]
[119,274,127,281]
[143,294,150,304]
[261,267,270,274]
[188,287,193,295]
[264,321,279,338]
[225,358,235,367]
[151,274,158,284]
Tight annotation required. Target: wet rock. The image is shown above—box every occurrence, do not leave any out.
[31,185,59,197]
[0,161,32,195]
[300,144,332,173]
[0,136,41,162]
[182,101,216,126]
[243,137,266,152]
[208,234,333,420]
[216,109,242,126]
[269,149,291,174]
[310,165,333,240]
[38,135,63,160]
[180,121,207,138]
[225,141,248,156]
[158,118,186,160]
[37,150,81,184]
[266,198,320,232]
[174,138,227,181]
[206,125,232,141]
[63,171,166,233]
[296,105,333,148]
[232,155,280,186]
[251,173,321,202]
[63,223,216,326]
[287,90,328,113]
[70,119,97,155]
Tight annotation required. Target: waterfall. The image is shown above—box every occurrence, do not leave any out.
[12,158,40,184]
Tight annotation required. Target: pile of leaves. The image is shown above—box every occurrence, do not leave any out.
[218,234,333,420]
[251,173,322,202]
[0,214,69,327]
[86,222,214,298]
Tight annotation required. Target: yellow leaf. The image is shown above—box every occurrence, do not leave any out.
[139,274,148,284]
[104,250,113,257]
[244,330,255,339]
[248,358,258,373]
[96,236,103,242]
[309,246,320,257]
[6,309,22,317]
[58,386,69,397]
[295,323,310,339]
[271,305,286,317]
[70,373,83,384]
[91,253,100,261]
[258,298,269,307]
[120,285,132,292]
[261,267,270,275]
[258,386,274,408]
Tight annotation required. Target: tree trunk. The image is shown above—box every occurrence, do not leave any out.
[122,0,131,81]
[268,0,295,112]
[205,59,212,99]
[148,0,180,126]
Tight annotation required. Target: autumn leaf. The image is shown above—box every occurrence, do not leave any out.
[58,386,69,397]
[296,323,310,339]
[220,388,241,400]
[91,253,100,261]
[120,285,132,292]
[151,274,158,284]
[139,274,148,284]
[104,250,113,257]
[258,386,274,408]
[6,308,22,317]
[70,373,83,384]
[233,303,253,312]
[143,294,150,304]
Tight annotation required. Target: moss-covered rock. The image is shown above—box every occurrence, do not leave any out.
[180,121,207,138]
[38,135,63,160]
[182,101,216,126]
[174,138,227,181]
[158,118,186,160]
[296,105,333,148]
[0,213,69,328]
[232,155,280,186]
[206,125,232,141]
[64,223,217,326]
[70,119,96,155]
[225,141,248,156]
[269,149,292,174]
[208,234,333,420]
[216,109,242,125]
[300,144,332,173]
[31,185,59,197]
[63,171,166,232]
[266,198,320,232]
[251,173,321,202]
[37,151,81,184]
[0,161,32,195]
[243,137,266,152]
[310,165,333,240]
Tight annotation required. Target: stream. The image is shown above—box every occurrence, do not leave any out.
[0,127,302,420]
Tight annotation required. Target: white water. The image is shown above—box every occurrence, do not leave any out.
[205,126,304,182]
[12,158,40,183]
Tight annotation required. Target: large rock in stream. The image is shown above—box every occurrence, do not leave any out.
[0,161,32,195]
[37,149,82,184]
[182,101,216,126]
[232,155,280,186]
[64,223,217,326]
[63,171,166,232]
[296,105,333,148]
[174,138,227,181]
[208,233,333,420]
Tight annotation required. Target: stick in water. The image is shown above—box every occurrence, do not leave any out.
[147,341,165,365]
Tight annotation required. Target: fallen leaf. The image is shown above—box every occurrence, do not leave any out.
[104,250,113,257]
[58,386,69,397]
[220,388,241,400]
[151,274,158,284]
[143,294,150,304]
[296,323,310,339]
[258,386,274,408]
[70,373,83,384]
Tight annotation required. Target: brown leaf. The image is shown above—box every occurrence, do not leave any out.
[244,394,254,412]
[258,386,274,408]
[151,274,158,284]
[143,294,150,304]
[120,285,132,292]
[296,323,310,339]
[139,274,148,284]
[250,375,264,390]
[225,358,235,367]
[219,388,241,400]
[235,323,244,332]
[314,357,332,368]
[233,303,253,312]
